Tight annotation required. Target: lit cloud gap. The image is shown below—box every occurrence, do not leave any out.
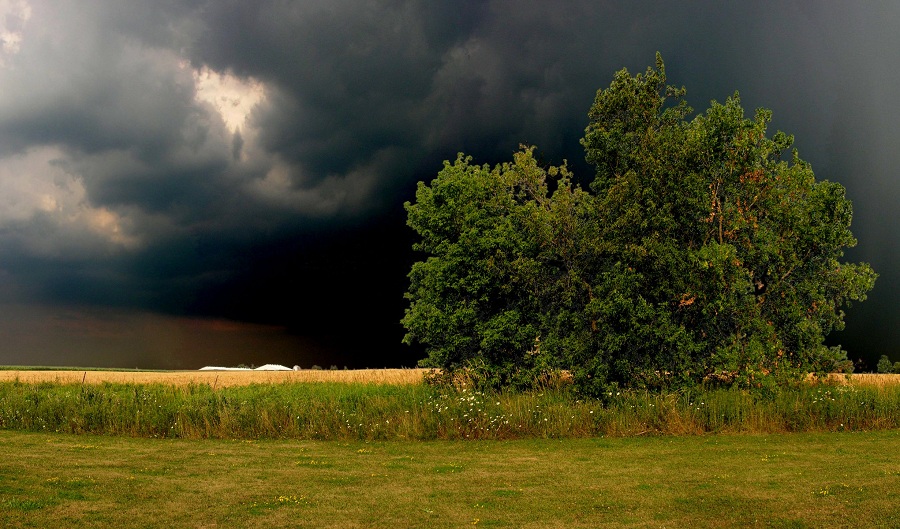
[0,0,30,62]
[188,64,266,133]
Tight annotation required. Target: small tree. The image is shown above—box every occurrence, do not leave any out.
[403,55,876,395]
[875,355,900,375]
[877,355,893,374]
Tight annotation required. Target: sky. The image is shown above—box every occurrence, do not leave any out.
[0,1,896,370]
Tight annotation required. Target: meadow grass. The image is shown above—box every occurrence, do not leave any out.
[0,429,898,528]
[0,379,899,440]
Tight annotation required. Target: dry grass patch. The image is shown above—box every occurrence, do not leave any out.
[0,368,429,387]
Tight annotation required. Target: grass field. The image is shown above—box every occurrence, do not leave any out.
[1,429,898,528]
[0,370,900,528]
[1,371,899,527]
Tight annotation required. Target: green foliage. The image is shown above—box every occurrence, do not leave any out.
[578,54,877,391]
[403,54,876,395]
[876,355,900,374]
[402,147,594,388]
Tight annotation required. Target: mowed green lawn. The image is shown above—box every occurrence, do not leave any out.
[1,430,898,528]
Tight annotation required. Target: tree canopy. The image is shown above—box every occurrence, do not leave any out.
[403,55,876,395]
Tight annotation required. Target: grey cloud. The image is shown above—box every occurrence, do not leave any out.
[0,5,192,153]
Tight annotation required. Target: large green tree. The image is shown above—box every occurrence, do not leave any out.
[403,55,876,394]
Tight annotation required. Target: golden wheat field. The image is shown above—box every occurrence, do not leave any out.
[825,372,900,387]
[0,369,897,388]
[0,368,429,387]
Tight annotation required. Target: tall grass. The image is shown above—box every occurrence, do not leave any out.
[0,380,898,440]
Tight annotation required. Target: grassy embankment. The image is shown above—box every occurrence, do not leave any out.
[1,429,898,528]
[0,372,898,439]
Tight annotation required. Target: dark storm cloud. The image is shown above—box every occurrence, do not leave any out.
[189,2,443,181]
[0,0,896,367]
[187,1,617,189]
